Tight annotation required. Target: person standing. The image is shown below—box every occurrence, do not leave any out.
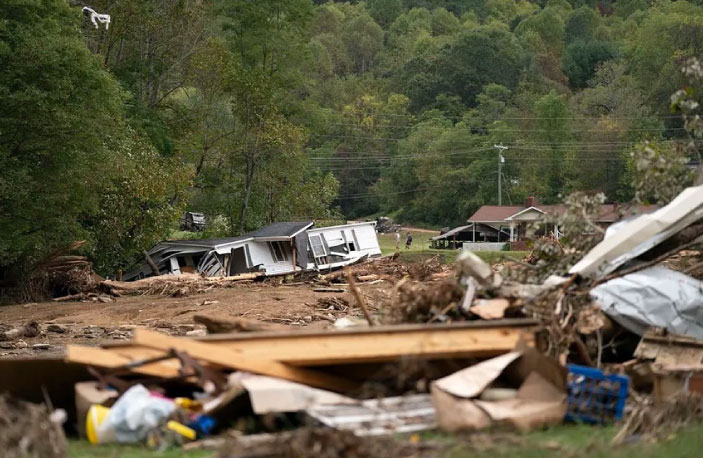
[405,232,413,250]
[394,230,401,251]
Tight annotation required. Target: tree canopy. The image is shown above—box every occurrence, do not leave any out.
[1,0,701,280]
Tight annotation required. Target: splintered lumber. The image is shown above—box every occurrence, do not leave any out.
[65,345,182,378]
[107,319,538,368]
[132,329,357,392]
[204,320,538,365]
[345,267,374,326]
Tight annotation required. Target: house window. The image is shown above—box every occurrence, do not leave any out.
[309,234,329,264]
[309,235,327,258]
[268,241,288,263]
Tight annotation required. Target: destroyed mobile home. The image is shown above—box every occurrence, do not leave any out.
[125,221,382,281]
[4,185,703,455]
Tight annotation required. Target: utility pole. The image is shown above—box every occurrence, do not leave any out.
[494,144,508,205]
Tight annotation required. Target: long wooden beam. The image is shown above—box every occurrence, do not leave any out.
[108,319,538,367]
[65,345,181,378]
[132,329,357,392]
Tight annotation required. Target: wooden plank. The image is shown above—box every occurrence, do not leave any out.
[107,320,537,367]
[132,329,357,392]
[208,326,534,365]
[65,345,181,378]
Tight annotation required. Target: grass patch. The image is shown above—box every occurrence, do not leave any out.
[377,230,527,265]
[440,422,703,458]
[68,440,211,457]
[68,423,703,457]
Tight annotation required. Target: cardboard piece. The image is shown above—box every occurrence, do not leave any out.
[74,382,119,438]
[431,348,567,432]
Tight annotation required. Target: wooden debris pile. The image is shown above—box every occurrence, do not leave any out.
[387,279,464,324]
[315,296,349,311]
[320,255,449,284]
[23,241,103,301]
[613,393,703,444]
[99,272,263,297]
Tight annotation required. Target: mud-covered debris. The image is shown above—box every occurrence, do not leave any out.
[217,428,428,458]
[315,296,349,311]
[0,394,67,458]
[614,393,703,444]
[388,278,465,324]
[322,255,447,283]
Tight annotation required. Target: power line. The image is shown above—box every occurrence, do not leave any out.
[330,112,684,121]
[315,134,701,143]
[321,122,686,133]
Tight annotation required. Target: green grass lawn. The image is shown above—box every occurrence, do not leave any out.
[69,441,211,458]
[69,422,703,457]
[377,230,528,265]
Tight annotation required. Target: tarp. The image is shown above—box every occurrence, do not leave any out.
[591,266,703,339]
[569,185,703,279]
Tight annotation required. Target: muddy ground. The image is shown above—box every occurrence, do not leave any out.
[0,281,393,359]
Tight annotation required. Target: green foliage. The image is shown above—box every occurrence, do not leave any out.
[400,24,529,111]
[627,141,694,205]
[0,0,192,280]
[88,132,192,274]
[565,6,599,43]
[562,39,615,88]
[4,0,703,286]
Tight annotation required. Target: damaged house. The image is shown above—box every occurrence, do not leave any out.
[430,197,659,250]
[125,221,381,281]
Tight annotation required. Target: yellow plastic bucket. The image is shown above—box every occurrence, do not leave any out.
[86,404,111,444]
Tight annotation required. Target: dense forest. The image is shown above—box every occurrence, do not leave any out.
[2,0,703,278]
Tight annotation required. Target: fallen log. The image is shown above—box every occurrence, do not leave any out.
[193,315,286,334]
[101,272,263,294]
[313,287,346,293]
[52,293,90,302]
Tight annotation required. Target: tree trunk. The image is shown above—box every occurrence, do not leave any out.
[237,156,256,234]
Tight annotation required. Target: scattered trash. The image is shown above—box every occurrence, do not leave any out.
[565,364,629,424]
[6,184,703,453]
[88,384,175,444]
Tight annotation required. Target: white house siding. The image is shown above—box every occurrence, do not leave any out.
[347,224,381,255]
[307,222,381,262]
[246,241,296,275]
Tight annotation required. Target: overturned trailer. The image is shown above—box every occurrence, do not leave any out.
[125,221,381,281]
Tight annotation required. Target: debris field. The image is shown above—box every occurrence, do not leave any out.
[3,185,703,456]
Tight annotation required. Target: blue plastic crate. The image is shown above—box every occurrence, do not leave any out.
[565,364,629,424]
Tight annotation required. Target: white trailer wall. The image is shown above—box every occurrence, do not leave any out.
[246,241,296,275]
